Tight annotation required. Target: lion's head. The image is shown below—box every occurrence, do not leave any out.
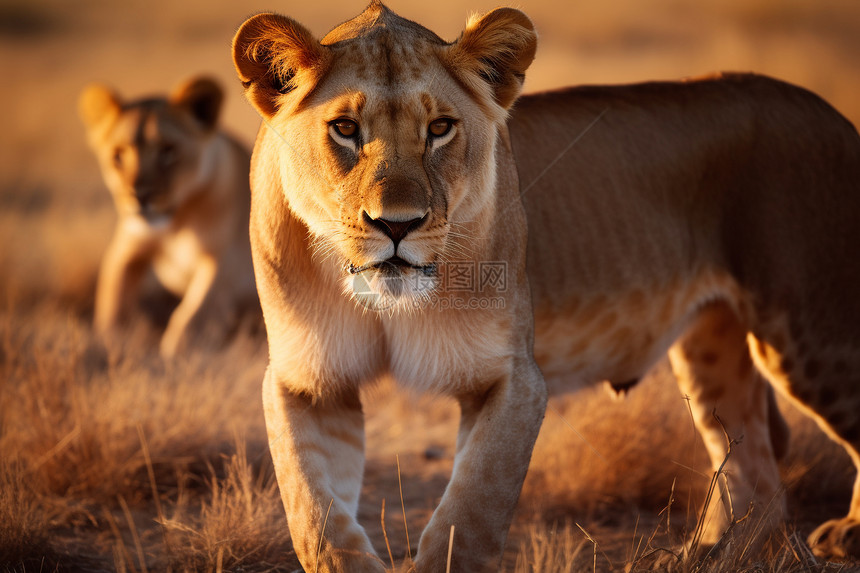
[233,2,535,311]
[79,77,225,225]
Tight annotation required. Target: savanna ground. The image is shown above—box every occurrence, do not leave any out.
[2,0,860,571]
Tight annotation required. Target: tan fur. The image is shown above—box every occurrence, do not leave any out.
[233,3,860,570]
[80,77,258,358]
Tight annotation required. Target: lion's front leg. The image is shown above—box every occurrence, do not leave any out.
[160,254,220,359]
[413,360,547,572]
[94,228,152,339]
[263,368,384,573]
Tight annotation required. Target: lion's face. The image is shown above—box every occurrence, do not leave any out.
[234,4,536,310]
[277,43,501,310]
[79,78,224,225]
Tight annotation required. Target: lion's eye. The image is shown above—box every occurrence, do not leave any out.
[112,148,123,167]
[428,118,454,138]
[333,119,359,139]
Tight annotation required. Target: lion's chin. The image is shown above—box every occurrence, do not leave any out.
[345,260,438,313]
[128,208,172,231]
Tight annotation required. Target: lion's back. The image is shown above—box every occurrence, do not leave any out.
[510,74,860,328]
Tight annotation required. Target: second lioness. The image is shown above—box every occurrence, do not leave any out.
[80,77,258,358]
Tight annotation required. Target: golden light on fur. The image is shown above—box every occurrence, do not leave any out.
[3,0,860,570]
[231,2,860,571]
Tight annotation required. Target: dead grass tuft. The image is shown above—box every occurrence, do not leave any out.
[144,440,295,572]
[0,459,54,568]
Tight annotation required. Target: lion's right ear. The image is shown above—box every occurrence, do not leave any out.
[232,13,330,119]
[171,77,224,132]
[78,84,121,130]
[444,8,537,114]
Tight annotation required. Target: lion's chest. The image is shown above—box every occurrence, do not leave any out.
[152,229,205,296]
[384,310,513,395]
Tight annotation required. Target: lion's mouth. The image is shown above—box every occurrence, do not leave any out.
[346,256,439,309]
[135,199,175,220]
[347,257,437,276]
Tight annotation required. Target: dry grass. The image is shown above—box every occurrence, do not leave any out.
[2,0,860,571]
[2,305,266,502]
[511,521,850,573]
[0,459,53,568]
[0,263,855,573]
[145,439,293,572]
[0,295,274,571]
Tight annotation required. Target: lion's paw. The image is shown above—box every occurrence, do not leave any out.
[808,517,860,560]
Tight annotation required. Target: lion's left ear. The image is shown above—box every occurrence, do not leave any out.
[232,13,331,119]
[171,77,223,131]
[444,8,537,112]
[78,83,122,131]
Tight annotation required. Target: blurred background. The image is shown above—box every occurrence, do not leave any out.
[3,0,860,199]
[0,0,860,304]
[3,0,860,305]
[1,1,859,570]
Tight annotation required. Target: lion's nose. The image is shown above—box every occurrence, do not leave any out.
[134,185,156,208]
[363,211,427,245]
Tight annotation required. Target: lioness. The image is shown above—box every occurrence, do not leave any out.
[232,3,860,571]
[79,77,258,358]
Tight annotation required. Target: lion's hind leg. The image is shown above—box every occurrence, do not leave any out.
[668,301,787,554]
[749,319,860,561]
